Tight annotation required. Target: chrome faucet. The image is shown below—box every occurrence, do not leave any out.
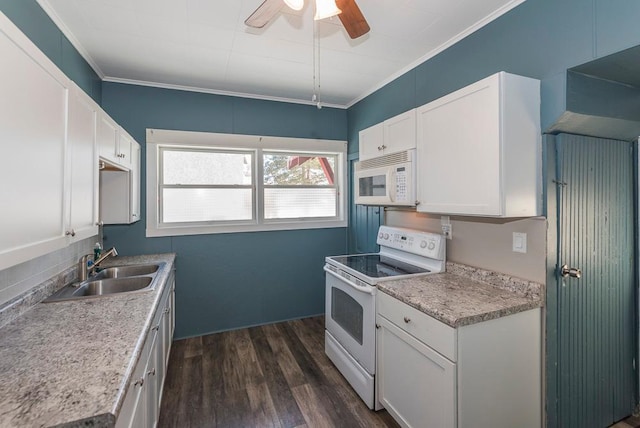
[78,247,118,282]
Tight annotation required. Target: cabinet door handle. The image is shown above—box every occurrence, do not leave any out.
[381,144,387,150]
[134,377,144,387]
[152,325,159,331]
[403,316,411,323]
[164,307,170,314]
[147,368,156,376]
[65,229,76,237]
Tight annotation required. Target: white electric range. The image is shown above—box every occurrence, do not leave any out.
[324,225,446,410]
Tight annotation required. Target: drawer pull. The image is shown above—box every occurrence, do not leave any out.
[147,368,156,377]
[403,316,411,323]
[152,325,159,331]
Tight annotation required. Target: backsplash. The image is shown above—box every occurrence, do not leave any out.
[0,236,97,308]
[386,211,546,284]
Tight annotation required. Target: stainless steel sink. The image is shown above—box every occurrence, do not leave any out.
[72,277,153,297]
[96,264,159,278]
[44,262,165,303]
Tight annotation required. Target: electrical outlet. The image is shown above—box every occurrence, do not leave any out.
[442,223,452,239]
[440,216,452,239]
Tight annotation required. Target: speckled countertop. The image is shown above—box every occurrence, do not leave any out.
[0,253,176,428]
[378,262,543,328]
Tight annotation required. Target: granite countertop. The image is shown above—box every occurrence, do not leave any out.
[0,253,176,428]
[377,262,543,328]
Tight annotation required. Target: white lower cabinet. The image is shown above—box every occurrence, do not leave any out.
[376,292,541,428]
[377,316,456,427]
[116,273,175,428]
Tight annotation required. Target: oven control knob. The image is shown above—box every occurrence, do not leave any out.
[383,233,389,240]
[428,241,436,250]
[379,232,383,239]
[420,240,427,248]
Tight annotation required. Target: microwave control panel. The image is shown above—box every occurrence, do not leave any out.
[395,166,408,202]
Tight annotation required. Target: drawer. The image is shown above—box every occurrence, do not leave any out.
[377,291,457,361]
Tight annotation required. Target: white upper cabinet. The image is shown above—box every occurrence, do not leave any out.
[0,12,70,270]
[416,72,541,217]
[97,112,119,165]
[66,83,99,242]
[359,109,416,161]
[99,139,141,225]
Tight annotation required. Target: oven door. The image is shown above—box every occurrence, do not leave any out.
[324,265,376,374]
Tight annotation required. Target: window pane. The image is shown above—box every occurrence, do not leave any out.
[263,154,335,185]
[264,188,336,219]
[163,150,252,185]
[162,188,252,222]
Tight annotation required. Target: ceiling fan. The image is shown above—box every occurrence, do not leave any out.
[245,0,370,39]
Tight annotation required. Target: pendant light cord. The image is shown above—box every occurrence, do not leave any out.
[312,16,322,108]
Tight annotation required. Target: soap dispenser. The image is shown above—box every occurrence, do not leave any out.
[93,242,102,263]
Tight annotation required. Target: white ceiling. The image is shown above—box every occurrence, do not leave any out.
[38,0,525,108]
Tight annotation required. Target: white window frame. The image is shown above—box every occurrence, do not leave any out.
[146,128,348,237]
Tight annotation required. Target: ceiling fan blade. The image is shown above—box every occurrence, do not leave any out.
[335,0,370,39]
[245,0,284,29]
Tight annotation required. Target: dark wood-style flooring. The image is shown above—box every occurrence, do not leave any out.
[158,316,399,428]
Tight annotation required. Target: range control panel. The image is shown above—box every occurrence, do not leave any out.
[376,225,445,260]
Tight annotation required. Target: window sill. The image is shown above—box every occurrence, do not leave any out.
[146,219,348,237]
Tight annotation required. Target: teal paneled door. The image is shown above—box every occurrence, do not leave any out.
[348,157,383,254]
[554,133,637,427]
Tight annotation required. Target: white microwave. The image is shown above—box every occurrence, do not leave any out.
[354,149,416,206]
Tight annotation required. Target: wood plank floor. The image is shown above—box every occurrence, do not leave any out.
[158,316,399,428]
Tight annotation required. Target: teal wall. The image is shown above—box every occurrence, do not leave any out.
[101,82,348,338]
[347,0,640,155]
[0,0,101,102]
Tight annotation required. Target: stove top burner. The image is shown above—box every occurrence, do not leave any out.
[330,254,430,278]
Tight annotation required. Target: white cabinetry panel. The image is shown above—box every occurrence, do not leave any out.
[66,83,99,242]
[377,315,456,428]
[376,291,542,428]
[0,12,69,270]
[116,277,174,428]
[97,112,119,164]
[416,72,540,217]
[359,110,416,161]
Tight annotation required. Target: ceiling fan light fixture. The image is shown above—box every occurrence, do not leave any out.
[314,0,342,20]
[283,0,304,11]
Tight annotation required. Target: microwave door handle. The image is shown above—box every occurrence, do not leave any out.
[389,170,396,202]
[324,267,375,295]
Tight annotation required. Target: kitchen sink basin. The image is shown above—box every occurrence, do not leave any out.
[95,264,159,278]
[44,262,165,303]
[72,277,153,297]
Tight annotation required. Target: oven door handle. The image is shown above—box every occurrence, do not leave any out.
[324,267,375,295]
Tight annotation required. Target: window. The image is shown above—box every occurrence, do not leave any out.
[146,129,347,237]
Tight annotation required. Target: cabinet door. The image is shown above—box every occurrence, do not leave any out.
[97,112,119,164]
[146,331,160,428]
[0,13,69,270]
[377,315,456,428]
[118,131,133,168]
[359,123,384,161]
[416,75,501,215]
[66,83,98,241]
[384,109,416,155]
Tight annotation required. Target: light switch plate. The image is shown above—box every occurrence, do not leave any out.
[513,232,527,253]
